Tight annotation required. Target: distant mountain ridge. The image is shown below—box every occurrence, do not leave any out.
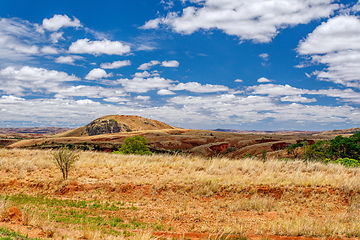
[213,129,320,135]
[0,127,70,135]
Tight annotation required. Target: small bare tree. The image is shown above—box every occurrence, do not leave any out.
[52,146,79,180]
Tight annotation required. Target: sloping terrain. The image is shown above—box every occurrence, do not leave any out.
[7,128,327,158]
[4,115,336,158]
[55,115,176,138]
[315,127,360,138]
[0,127,70,148]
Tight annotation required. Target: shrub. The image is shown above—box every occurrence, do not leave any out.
[334,158,360,168]
[113,135,152,155]
[51,146,80,180]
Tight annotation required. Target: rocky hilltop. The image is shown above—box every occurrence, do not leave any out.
[55,115,176,137]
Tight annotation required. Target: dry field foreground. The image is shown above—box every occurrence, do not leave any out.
[1,148,360,239]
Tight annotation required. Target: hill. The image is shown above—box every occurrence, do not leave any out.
[4,115,349,158]
[55,115,176,137]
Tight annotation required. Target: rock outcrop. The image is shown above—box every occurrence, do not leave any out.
[86,119,131,136]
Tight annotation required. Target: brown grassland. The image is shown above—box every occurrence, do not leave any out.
[1,148,360,239]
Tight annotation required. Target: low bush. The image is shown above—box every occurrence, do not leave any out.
[112,135,152,155]
[334,158,360,168]
[51,146,80,180]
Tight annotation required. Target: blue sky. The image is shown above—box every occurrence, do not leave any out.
[1,0,360,130]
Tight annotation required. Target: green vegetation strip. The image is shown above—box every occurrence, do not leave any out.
[1,194,166,236]
[0,227,39,240]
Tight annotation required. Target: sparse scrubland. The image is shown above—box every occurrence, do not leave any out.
[1,147,360,239]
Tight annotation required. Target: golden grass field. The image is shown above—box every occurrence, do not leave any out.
[1,148,360,239]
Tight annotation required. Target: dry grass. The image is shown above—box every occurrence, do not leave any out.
[1,148,360,239]
[2,148,360,191]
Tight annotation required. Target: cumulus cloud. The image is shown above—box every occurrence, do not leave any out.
[162,60,179,68]
[103,97,129,103]
[85,68,113,80]
[171,82,229,93]
[116,77,175,93]
[55,56,83,65]
[54,85,126,99]
[234,79,243,83]
[298,15,360,55]
[257,77,272,83]
[0,66,79,95]
[280,95,317,103]
[42,14,82,32]
[69,39,131,55]
[247,83,360,105]
[248,84,308,96]
[143,0,339,43]
[298,15,360,88]
[135,96,151,101]
[134,71,152,78]
[138,60,160,70]
[100,60,131,69]
[157,89,176,95]
[41,46,59,54]
[50,32,64,43]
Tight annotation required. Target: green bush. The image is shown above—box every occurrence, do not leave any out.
[113,136,152,155]
[334,158,360,167]
[301,133,360,164]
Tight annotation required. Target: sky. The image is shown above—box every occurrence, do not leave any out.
[1,0,360,131]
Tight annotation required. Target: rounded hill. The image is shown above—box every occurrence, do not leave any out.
[55,115,177,137]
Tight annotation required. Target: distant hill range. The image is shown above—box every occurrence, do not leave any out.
[0,127,70,135]
[213,129,320,135]
[3,115,359,159]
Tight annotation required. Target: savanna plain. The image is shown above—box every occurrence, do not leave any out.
[1,148,360,240]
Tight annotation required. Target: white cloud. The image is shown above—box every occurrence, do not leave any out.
[257,77,272,83]
[138,60,160,70]
[85,68,113,80]
[103,97,129,103]
[0,66,79,95]
[247,84,308,96]
[157,89,176,95]
[298,15,360,88]
[13,45,39,54]
[50,32,64,43]
[162,60,179,68]
[0,18,46,59]
[259,53,269,60]
[352,1,360,12]
[55,56,83,65]
[116,77,174,93]
[135,96,151,101]
[247,83,360,105]
[0,95,25,103]
[100,60,131,69]
[134,71,151,78]
[69,39,131,56]
[171,82,229,93]
[234,79,243,83]
[42,14,82,32]
[143,0,339,43]
[298,15,360,55]
[280,95,317,103]
[41,46,59,54]
[54,85,126,99]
